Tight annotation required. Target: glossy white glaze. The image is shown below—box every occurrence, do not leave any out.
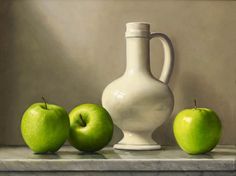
[102,22,174,150]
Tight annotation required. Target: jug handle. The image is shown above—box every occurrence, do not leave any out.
[150,33,174,84]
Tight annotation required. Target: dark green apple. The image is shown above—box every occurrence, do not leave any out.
[21,97,70,153]
[173,100,221,155]
[68,104,113,152]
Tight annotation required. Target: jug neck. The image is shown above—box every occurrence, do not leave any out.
[125,37,151,75]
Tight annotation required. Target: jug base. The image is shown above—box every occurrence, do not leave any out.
[113,143,161,151]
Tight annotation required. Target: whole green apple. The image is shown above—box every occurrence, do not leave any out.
[69,104,113,152]
[173,100,221,155]
[21,97,70,153]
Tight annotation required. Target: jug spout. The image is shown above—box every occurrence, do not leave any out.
[125,22,150,38]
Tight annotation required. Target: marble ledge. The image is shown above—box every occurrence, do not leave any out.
[0,145,235,172]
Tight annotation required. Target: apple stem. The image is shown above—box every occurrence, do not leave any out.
[79,114,86,127]
[41,96,48,110]
[194,99,197,109]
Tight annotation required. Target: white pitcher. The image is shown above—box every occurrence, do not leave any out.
[102,22,174,150]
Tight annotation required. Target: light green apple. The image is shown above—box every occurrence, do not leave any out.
[68,104,113,152]
[21,97,70,153]
[173,100,221,155]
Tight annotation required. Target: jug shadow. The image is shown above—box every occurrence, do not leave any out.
[109,124,124,146]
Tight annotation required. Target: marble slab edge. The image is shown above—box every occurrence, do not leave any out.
[0,159,235,172]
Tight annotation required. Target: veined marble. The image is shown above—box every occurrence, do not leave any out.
[0,145,235,175]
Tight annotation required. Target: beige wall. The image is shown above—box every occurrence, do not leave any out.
[0,0,235,145]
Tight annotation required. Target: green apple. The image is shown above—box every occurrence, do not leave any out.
[68,104,113,152]
[21,97,70,153]
[173,100,221,155]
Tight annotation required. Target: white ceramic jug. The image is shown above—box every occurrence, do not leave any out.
[102,22,174,150]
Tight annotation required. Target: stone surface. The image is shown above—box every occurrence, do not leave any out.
[0,145,235,173]
[0,171,235,176]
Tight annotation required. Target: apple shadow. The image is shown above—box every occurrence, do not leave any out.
[209,146,236,156]
[30,150,107,159]
[78,152,107,159]
[209,151,236,156]
[185,153,214,159]
[0,1,103,145]
[56,150,107,159]
[30,152,61,159]
[109,124,124,146]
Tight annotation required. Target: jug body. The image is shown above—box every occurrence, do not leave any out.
[102,22,174,150]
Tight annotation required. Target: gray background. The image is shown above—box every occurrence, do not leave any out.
[0,0,235,145]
